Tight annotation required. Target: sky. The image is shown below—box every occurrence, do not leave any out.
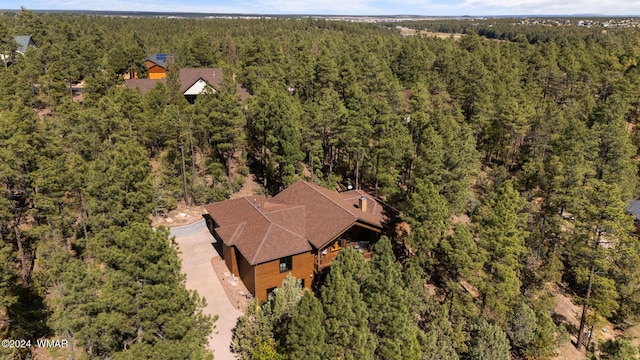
[2,0,640,16]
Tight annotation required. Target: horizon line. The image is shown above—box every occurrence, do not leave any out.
[2,8,638,18]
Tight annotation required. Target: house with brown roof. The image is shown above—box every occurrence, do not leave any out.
[124,67,249,103]
[202,181,389,302]
[180,68,222,103]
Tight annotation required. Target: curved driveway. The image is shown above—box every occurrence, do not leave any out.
[171,220,241,359]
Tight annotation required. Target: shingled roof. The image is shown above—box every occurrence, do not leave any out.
[123,78,163,94]
[204,181,387,265]
[271,181,385,248]
[124,68,225,95]
[205,196,311,265]
[14,35,35,54]
[179,68,223,93]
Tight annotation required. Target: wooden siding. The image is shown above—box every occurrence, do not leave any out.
[237,250,256,297]
[147,65,166,79]
[222,244,239,277]
[254,252,314,302]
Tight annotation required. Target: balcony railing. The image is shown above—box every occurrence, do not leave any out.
[314,241,372,272]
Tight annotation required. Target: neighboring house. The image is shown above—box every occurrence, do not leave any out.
[202,181,390,302]
[1,35,36,66]
[14,35,36,55]
[122,78,161,94]
[124,68,248,103]
[627,200,640,236]
[179,68,222,103]
[145,53,174,79]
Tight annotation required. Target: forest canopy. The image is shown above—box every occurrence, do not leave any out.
[1,9,640,359]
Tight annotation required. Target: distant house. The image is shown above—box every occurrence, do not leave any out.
[124,67,248,103]
[202,181,390,302]
[179,68,222,103]
[627,200,640,236]
[14,35,36,55]
[1,35,36,66]
[122,78,162,94]
[145,53,174,79]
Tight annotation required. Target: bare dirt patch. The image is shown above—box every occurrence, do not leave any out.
[36,107,52,121]
[550,283,622,359]
[397,26,464,40]
[211,256,250,312]
[550,283,586,359]
[451,213,471,225]
[150,203,206,228]
[554,340,585,360]
[230,173,260,200]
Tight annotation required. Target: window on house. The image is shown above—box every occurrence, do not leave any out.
[279,256,292,273]
[267,287,277,299]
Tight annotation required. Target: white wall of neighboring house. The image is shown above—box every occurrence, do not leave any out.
[184,78,214,95]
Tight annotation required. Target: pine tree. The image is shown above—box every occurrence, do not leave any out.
[246,84,304,190]
[85,140,153,234]
[568,180,633,350]
[437,224,485,280]
[363,236,422,360]
[404,179,450,268]
[94,224,213,358]
[194,79,245,189]
[321,248,375,359]
[285,291,327,360]
[232,276,303,359]
[475,180,528,320]
[466,321,511,360]
[504,301,537,356]
[421,305,460,360]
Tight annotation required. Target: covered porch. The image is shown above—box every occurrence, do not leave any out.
[314,223,379,273]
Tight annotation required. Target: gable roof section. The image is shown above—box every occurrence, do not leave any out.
[204,181,387,265]
[271,182,356,248]
[272,181,385,248]
[123,68,224,96]
[262,204,306,238]
[14,35,35,54]
[205,196,311,265]
[179,68,223,93]
[146,53,173,69]
[627,200,640,221]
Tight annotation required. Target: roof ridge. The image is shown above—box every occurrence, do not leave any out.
[270,222,305,239]
[242,196,280,265]
[230,222,245,243]
[242,197,272,222]
[300,181,356,220]
[263,204,305,213]
[251,223,273,264]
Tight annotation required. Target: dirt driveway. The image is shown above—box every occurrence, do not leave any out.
[171,220,241,359]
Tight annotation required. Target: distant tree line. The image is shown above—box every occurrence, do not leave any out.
[1,8,640,359]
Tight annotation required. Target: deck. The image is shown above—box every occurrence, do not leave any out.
[314,241,373,272]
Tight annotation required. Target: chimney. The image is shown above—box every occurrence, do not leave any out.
[359,195,367,213]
